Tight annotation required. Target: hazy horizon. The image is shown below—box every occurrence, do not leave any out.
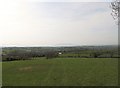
[1,44,118,47]
[0,0,118,47]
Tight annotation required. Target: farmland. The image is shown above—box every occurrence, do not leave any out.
[2,58,118,86]
[2,46,119,61]
[0,62,2,87]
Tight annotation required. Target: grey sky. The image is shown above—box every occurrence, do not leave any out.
[0,0,118,46]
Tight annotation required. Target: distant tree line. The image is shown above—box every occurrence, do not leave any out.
[2,49,58,61]
[2,46,119,61]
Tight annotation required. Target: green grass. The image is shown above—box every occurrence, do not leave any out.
[59,53,90,57]
[0,62,2,87]
[2,58,118,86]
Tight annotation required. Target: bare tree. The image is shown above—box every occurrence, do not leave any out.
[110,0,120,25]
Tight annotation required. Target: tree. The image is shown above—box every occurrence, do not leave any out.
[91,52,101,58]
[110,0,120,25]
[45,51,58,59]
[3,50,32,61]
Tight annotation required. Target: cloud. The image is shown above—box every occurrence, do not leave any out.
[29,2,110,20]
[0,1,118,46]
[25,0,113,2]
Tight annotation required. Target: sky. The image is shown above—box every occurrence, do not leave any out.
[0,0,118,47]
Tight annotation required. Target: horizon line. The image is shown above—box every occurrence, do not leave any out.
[0,44,118,47]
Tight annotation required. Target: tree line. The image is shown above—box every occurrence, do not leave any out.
[2,46,119,61]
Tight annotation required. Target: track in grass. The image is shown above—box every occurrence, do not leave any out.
[2,58,118,86]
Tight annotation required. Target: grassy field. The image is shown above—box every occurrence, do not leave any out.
[0,62,2,87]
[2,58,118,86]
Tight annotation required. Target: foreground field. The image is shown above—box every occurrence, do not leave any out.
[0,62,2,87]
[2,58,118,86]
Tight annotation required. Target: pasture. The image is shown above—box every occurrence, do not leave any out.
[2,58,118,86]
[0,62,2,87]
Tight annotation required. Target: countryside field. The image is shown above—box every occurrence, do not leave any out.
[0,62,2,87]
[2,58,118,86]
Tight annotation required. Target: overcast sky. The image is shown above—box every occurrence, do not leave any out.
[0,0,118,47]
